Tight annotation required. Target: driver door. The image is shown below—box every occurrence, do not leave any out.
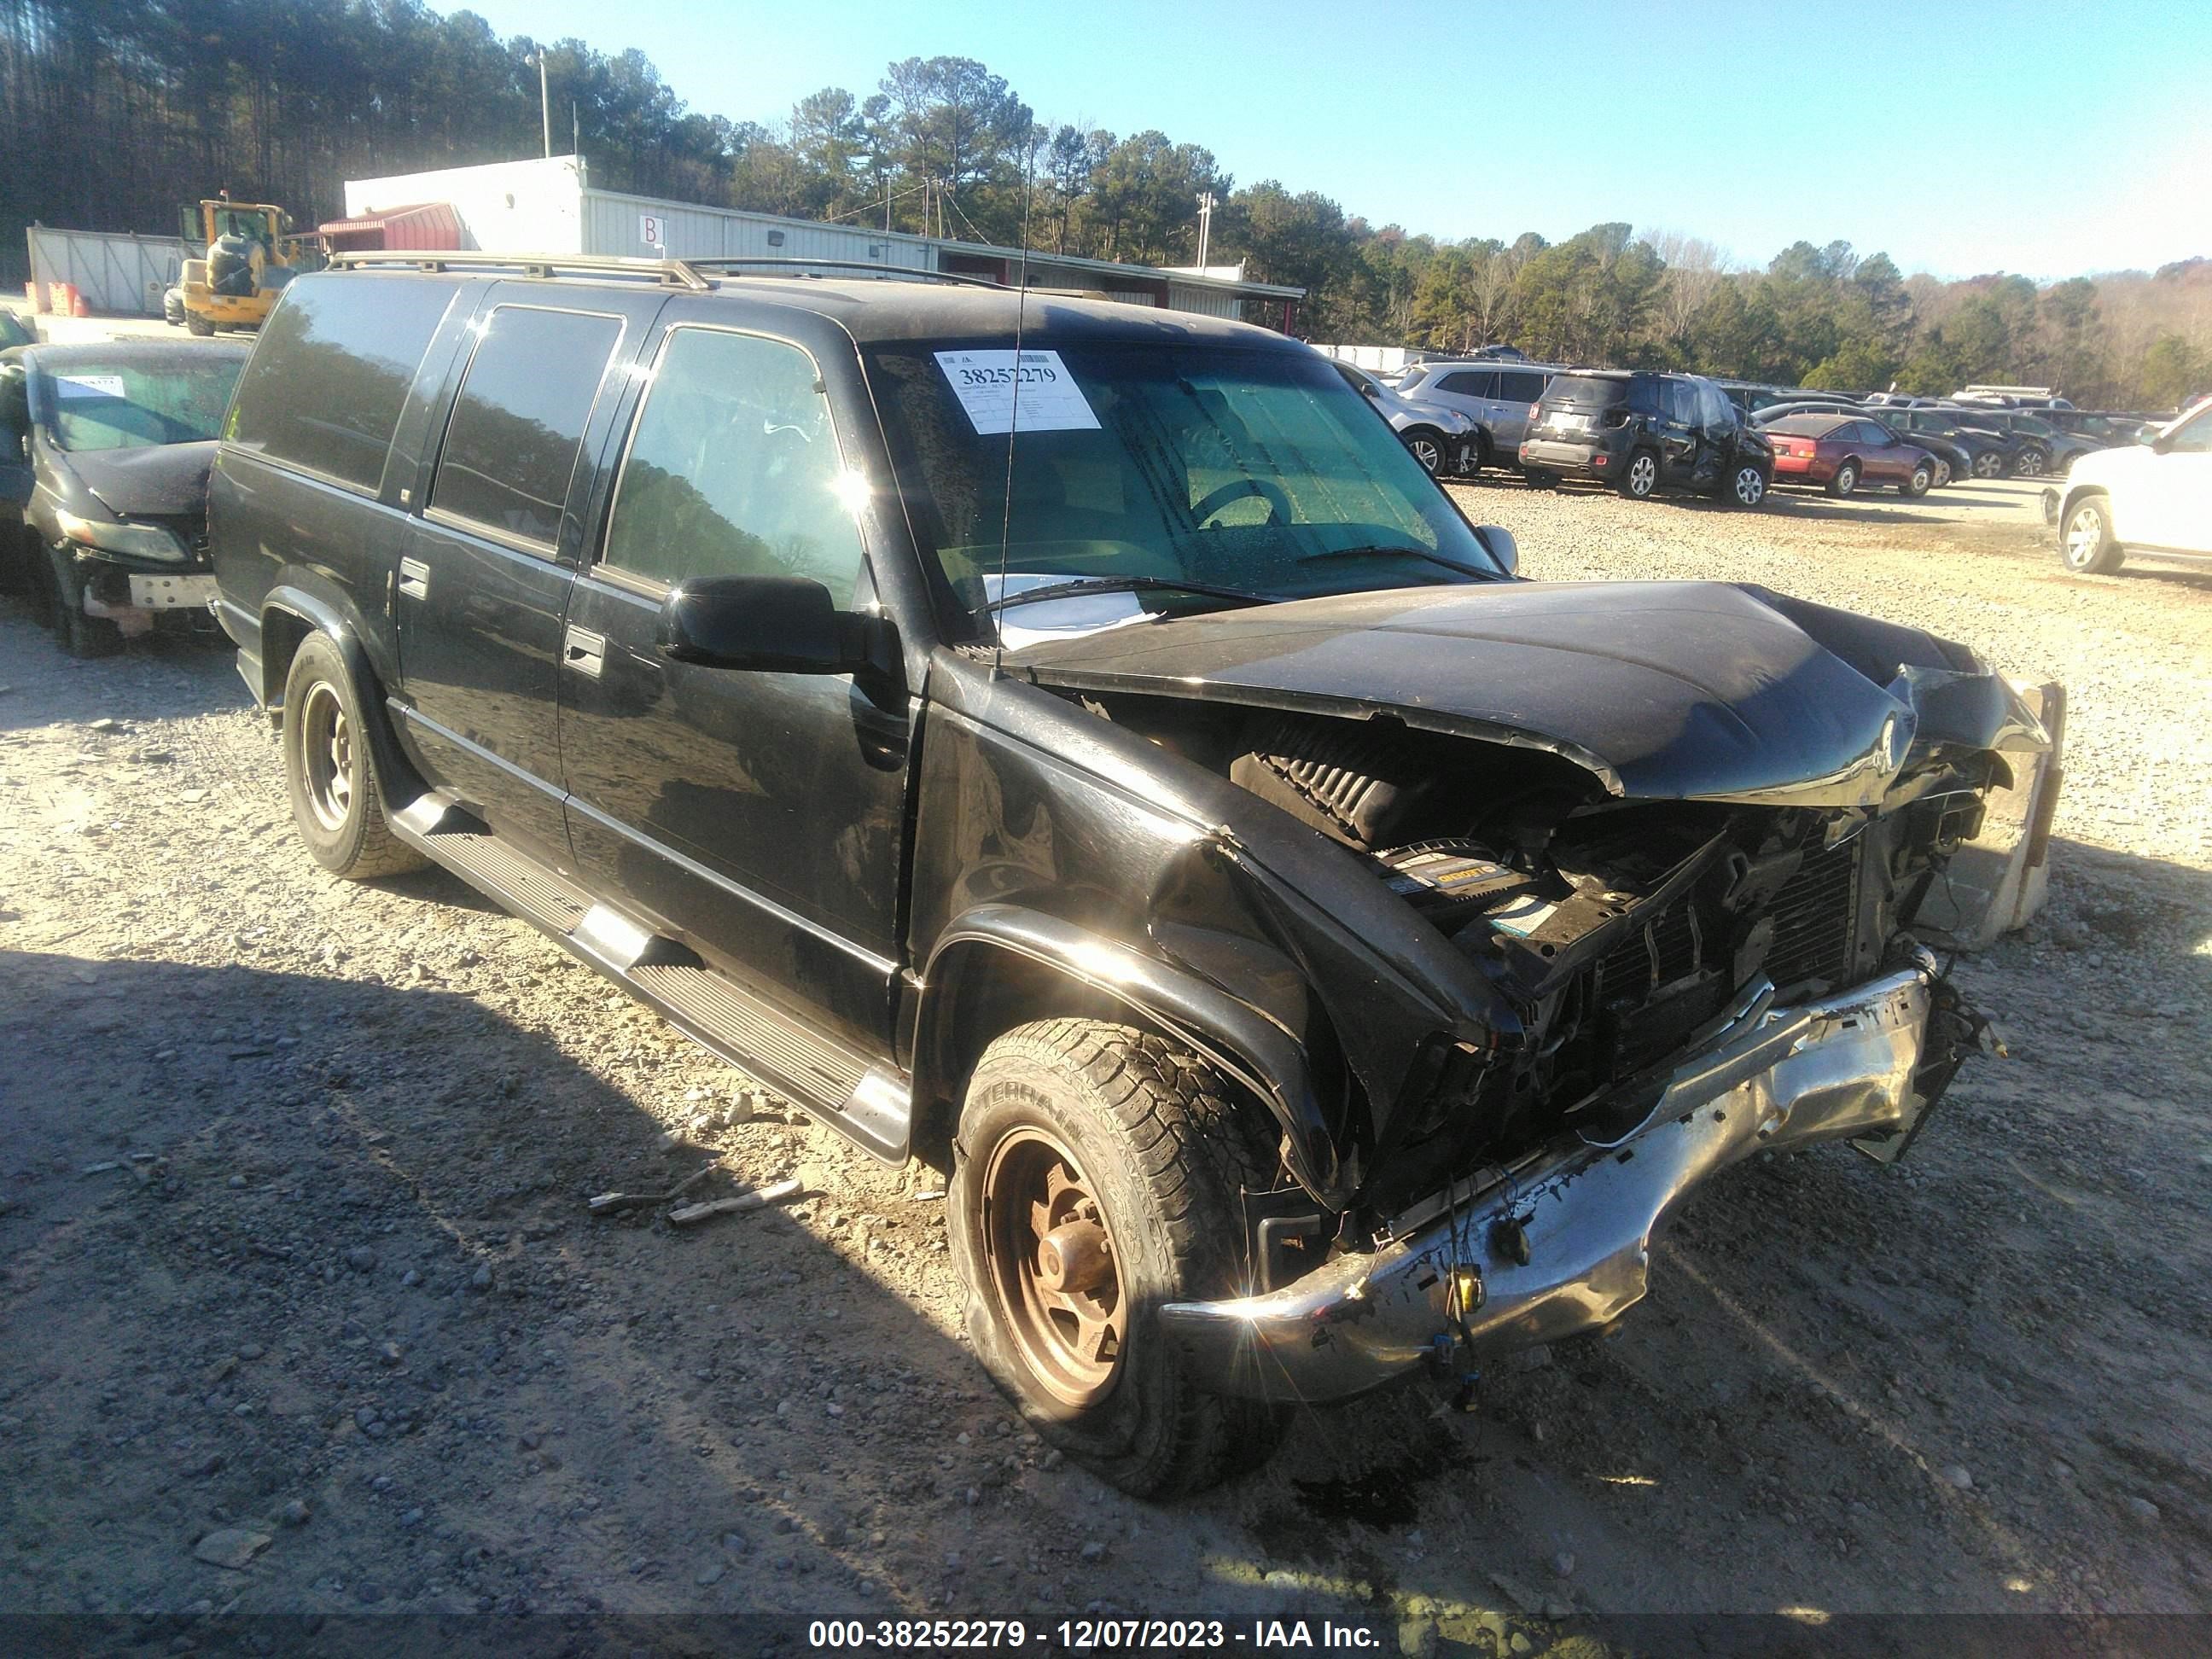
[559,319,910,1055]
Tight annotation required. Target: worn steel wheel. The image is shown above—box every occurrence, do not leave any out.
[281,632,426,880]
[949,1019,1290,1497]
[1829,460,1860,498]
[980,1126,1125,1407]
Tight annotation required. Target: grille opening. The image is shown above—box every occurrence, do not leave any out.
[1766,839,1860,989]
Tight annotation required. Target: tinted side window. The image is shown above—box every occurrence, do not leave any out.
[1627,375,1664,415]
[601,328,866,603]
[428,306,620,550]
[1496,371,1545,403]
[226,275,457,492]
[1437,370,1494,397]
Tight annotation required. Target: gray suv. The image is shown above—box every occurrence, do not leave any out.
[1394,359,1559,462]
[1330,359,1481,476]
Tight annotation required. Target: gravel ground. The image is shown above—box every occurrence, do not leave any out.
[2,468,2209,1648]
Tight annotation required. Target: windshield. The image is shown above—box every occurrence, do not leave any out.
[865,342,1503,643]
[40,357,242,451]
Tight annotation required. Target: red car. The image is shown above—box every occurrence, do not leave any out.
[1765,413,1940,498]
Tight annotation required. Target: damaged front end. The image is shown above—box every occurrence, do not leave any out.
[1001,579,2059,1401]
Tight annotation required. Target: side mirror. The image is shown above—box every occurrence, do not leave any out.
[1475,523,1519,576]
[659,575,888,676]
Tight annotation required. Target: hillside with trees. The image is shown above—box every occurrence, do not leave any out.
[4,0,2204,405]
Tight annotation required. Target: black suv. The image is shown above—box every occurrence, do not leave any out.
[210,256,2056,1497]
[1522,370,1775,505]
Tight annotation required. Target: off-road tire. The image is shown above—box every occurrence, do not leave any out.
[45,544,120,657]
[280,632,425,879]
[948,1019,1292,1498]
[1619,449,1660,499]
[185,312,215,338]
[2060,492,2124,575]
[1829,460,1860,498]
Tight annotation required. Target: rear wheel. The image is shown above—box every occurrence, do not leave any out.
[949,1019,1291,1498]
[1828,460,1860,498]
[1619,450,1659,499]
[1901,463,1933,498]
[280,633,426,879]
[184,311,215,338]
[44,545,120,657]
[2060,492,2123,574]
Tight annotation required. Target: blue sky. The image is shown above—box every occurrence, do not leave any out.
[456,0,2211,281]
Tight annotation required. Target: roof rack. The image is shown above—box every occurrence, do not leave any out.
[325,249,713,291]
[682,257,1009,290]
[324,249,1025,294]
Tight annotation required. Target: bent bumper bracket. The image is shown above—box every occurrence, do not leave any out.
[1159,960,1953,1403]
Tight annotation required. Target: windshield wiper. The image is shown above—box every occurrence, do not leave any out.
[1296,544,1495,579]
[983,575,1277,615]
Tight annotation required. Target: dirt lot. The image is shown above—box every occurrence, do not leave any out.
[3,466,2209,1649]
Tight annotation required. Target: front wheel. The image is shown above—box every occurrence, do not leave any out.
[1932,457,1953,487]
[44,545,120,658]
[281,633,426,879]
[1619,450,1659,499]
[1404,428,1446,476]
[1901,463,1933,498]
[949,1020,1290,1498]
[1971,450,2005,479]
[2060,493,2124,574]
[2012,446,2046,478]
[1726,463,1768,508]
[184,311,215,338]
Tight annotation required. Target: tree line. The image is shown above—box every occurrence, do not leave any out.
[5,0,2205,408]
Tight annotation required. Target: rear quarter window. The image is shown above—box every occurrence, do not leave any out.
[225,274,458,492]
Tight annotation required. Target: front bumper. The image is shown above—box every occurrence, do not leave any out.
[1160,958,1956,1402]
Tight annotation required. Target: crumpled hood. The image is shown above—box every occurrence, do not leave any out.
[1009,579,2049,806]
[65,440,217,521]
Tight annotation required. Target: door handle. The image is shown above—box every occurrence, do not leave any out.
[563,626,606,679]
[397,556,429,601]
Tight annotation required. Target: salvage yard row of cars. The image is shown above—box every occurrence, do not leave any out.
[0,258,2080,1503]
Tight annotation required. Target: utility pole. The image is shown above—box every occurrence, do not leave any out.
[533,50,551,159]
[1195,191,1218,269]
[571,101,579,158]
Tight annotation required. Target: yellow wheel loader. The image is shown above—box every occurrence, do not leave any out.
[176,200,317,335]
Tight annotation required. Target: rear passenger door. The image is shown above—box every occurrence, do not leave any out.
[559,320,910,1057]
[392,289,658,860]
[1426,370,1494,424]
[1490,370,1547,450]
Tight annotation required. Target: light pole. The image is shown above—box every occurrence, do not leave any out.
[1195,190,1217,269]
[533,50,551,159]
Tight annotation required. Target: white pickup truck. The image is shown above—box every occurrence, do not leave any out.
[2046,395,2212,573]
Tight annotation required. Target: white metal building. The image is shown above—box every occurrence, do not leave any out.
[341,158,1301,325]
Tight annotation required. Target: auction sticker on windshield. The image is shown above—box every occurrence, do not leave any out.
[934,349,1100,434]
[55,375,127,399]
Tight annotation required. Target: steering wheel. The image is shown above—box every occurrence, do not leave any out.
[1192,476,1292,527]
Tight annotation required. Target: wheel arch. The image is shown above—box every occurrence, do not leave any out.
[912,905,1344,1207]
[260,588,428,811]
